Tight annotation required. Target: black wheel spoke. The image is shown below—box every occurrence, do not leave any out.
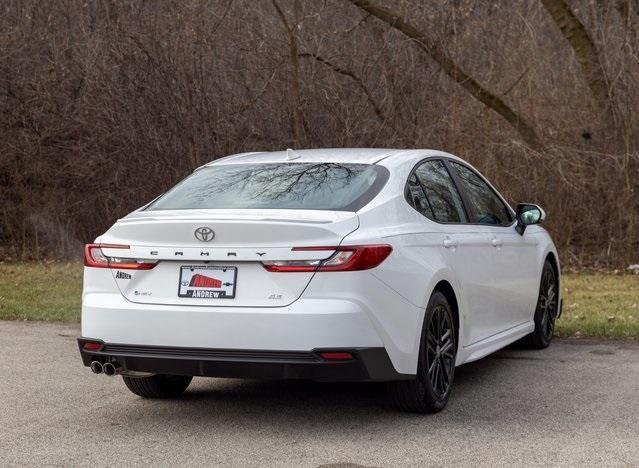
[537,266,557,341]
[440,357,450,386]
[427,334,438,353]
[424,304,456,399]
[431,360,440,389]
[428,358,437,377]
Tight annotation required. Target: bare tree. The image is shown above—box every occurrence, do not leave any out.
[346,0,543,149]
[540,0,618,129]
[271,0,307,147]
[298,52,388,126]
[1,0,637,267]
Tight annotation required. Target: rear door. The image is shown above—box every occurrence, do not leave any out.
[102,209,359,307]
[447,161,540,327]
[412,159,500,345]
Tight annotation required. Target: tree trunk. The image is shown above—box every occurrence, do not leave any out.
[540,0,617,127]
[347,0,543,149]
[271,0,307,147]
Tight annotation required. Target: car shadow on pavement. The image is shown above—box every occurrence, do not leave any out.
[135,351,513,419]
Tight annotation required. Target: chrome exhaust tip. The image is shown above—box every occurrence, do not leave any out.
[90,361,103,374]
[102,362,119,376]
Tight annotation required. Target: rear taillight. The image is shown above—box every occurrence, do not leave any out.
[84,244,158,270]
[262,244,392,272]
[260,258,323,272]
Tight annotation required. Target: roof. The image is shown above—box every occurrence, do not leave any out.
[203,148,411,166]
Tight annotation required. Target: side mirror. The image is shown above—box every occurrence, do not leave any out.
[515,203,545,235]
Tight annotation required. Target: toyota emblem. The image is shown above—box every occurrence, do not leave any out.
[194,227,215,242]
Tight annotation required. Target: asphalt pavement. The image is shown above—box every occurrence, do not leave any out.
[1,320,637,467]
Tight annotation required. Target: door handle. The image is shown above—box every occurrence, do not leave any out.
[491,238,503,248]
[443,238,458,249]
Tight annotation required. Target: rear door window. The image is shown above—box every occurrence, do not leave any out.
[406,174,434,219]
[414,160,468,223]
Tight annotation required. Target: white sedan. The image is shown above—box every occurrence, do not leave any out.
[78,148,561,413]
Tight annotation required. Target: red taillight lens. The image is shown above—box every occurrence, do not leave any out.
[260,259,322,272]
[83,341,103,351]
[319,352,354,361]
[262,244,392,272]
[84,244,112,267]
[318,245,392,271]
[84,244,157,270]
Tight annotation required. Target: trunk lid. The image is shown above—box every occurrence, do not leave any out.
[100,209,358,307]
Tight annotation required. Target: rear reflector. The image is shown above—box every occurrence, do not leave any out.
[262,244,392,272]
[84,244,158,270]
[319,352,354,361]
[83,342,103,351]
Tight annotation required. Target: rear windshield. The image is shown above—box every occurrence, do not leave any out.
[146,162,389,212]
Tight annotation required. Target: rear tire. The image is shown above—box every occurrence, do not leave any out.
[522,260,559,349]
[123,374,192,398]
[388,291,456,413]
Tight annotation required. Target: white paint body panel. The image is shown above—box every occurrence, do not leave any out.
[82,148,560,377]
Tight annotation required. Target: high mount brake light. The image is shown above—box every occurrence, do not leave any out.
[262,245,392,272]
[84,244,158,270]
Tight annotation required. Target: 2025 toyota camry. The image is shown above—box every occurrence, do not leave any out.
[78,148,561,413]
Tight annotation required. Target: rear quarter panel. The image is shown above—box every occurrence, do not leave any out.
[344,153,468,368]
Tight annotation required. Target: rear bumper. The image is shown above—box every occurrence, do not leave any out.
[82,293,385,350]
[81,276,425,376]
[78,339,411,382]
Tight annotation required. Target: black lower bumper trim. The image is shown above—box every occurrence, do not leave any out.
[78,339,411,382]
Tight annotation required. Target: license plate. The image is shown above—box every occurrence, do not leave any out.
[178,265,237,299]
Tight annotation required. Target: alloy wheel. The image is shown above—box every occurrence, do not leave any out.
[538,268,557,341]
[425,305,455,398]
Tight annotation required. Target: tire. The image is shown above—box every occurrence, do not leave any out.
[123,374,193,398]
[388,291,457,413]
[522,260,559,349]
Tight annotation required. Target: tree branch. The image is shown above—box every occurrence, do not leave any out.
[346,0,543,149]
[540,0,617,125]
[298,52,387,125]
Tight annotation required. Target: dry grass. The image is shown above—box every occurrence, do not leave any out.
[0,263,82,322]
[557,272,639,338]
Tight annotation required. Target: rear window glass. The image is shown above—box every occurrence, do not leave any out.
[146,163,389,211]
